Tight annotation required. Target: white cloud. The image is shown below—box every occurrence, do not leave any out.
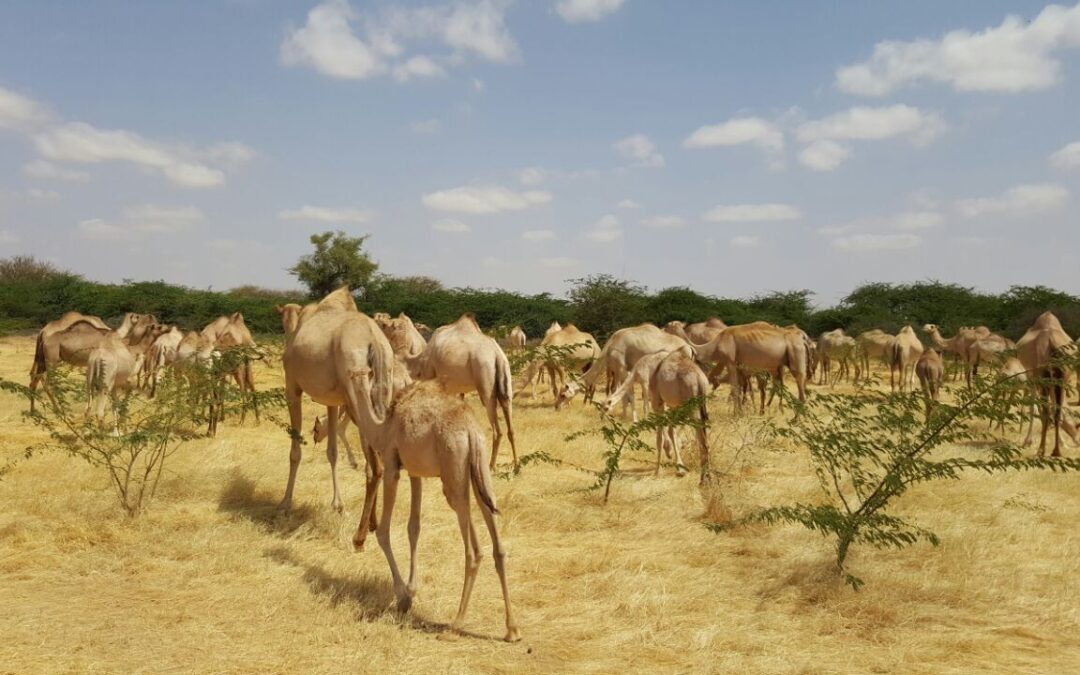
[279,205,374,223]
[519,167,546,185]
[702,203,802,223]
[22,159,90,182]
[472,77,485,92]
[836,3,1080,96]
[832,233,922,252]
[411,118,441,134]
[0,86,52,132]
[796,105,945,144]
[955,183,1069,218]
[26,188,60,201]
[422,184,552,214]
[78,204,203,241]
[730,235,761,248]
[641,215,685,229]
[432,218,471,233]
[555,0,626,23]
[1050,141,1080,169]
[539,256,577,268]
[584,213,622,242]
[393,55,447,82]
[682,117,783,153]
[892,211,945,230]
[282,0,517,82]
[798,140,852,171]
[0,230,20,245]
[522,229,556,241]
[613,133,665,168]
[617,199,641,209]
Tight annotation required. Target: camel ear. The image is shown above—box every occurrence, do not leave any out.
[275,305,284,315]
[231,312,243,322]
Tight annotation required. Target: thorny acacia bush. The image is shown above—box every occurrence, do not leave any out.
[710,369,1080,589]
[0,353,285,517]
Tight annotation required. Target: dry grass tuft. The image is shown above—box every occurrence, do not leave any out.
[2,335,1080,672]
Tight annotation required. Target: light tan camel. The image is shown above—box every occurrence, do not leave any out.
[817,329,860,385]
[515,323,600,403]
[1015,311,1078,456]
[915,348,944,416]
[856,329,895,382]
[276,289,396,514]
[144,326,184,396]
[692,322,807,415]
[991,357,1033,438]
[85,323,170,424]
[556,323,690,418]
[347,370,520,642]
[30,313,153,410]
[967,333,1013,381]
[202,314,259,416]
[890,326,924,393]
[922,324,982,386]
[507,326,526,351]
[664,318,726,346]
[544,321,563,338]
[407,314,518,470]
[602,350,711,482]
[377,312,428,359]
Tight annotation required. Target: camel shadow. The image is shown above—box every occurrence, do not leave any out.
[217,470,315,537]
[263,546,499,642]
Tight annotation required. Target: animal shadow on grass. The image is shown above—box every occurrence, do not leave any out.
[217,470,315,537]
[263,545,498,641]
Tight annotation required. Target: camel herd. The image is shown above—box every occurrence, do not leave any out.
[23,290,1080,641]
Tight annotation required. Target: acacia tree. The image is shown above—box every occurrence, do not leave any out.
[289,231,378,300]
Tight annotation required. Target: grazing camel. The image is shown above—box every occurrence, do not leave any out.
[693,322,807,415]
[817,329,860,386]
[1015,311,1078,457]
[915,348,944,416]
[556,323,690,418]
[603,350,711,482]
[890,326,924,393]
[515,323,600,403]
[408,314,518,470]
[377,312,428,360]
[856,329,895,382]
[202,313,259,422]
[30,313,154,409]
[85,323,170,421]
[348,370,520,643]
[507,326,526,351]
[276,289,396,514]
[991,357,1033,438]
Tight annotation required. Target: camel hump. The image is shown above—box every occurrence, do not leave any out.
[319,287,358,312]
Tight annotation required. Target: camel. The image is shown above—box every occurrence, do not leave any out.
[85,323,170,425]
[507,326,526,351]
[144,326,184,396]
[29,312,154,410]
[377,312,428,360]
[544,321,563,338]
[1015,311,1078,456]
[967,333,1013,381]
[275,289,396,514]
[347,369,520,642]
[406,314,518,470]
[555,323,690,418]
[602,350,711,482]
[856,329,895,382]
[515,323,600,403]
[991,357,1033,438]
[817,329,860,386]
[889,326,924,393]
[922,324,983,387]
[664,318,726,346]
[692,322,807,415]
[201,313,259,421]
[914,348,944,416]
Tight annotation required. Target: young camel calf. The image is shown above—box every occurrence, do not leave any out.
[348,369,521,643]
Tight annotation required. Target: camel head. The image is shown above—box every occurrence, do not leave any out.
[276,303,304,337]
[921,324,939,336]
[554,379,581,410]
[312,415,329,444]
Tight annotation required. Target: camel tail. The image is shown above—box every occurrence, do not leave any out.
[366,341,395,419]
[889,341,903,369]
[468,429,500,516]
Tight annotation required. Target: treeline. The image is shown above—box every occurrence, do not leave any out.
[2,258,1079,341]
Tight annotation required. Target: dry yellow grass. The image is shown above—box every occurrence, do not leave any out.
[2,333,1080,674]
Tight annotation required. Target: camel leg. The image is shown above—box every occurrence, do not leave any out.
[670,427,686,477]
[1052,382,1063,458]
[482,392,504,471]
[326,405,343,513]
[448,494,482,635]
[654,423,665,476]
[476,493,521,642]
[352,441,383,551]
[1037,394,1050,457]
[375,453,411,611]
[496,391,518,469]
[279,383,304,510]
[406,476,422,599]
[695,425,709,484]
[337,411,359,470]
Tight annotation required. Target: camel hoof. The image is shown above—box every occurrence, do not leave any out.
[675,468,687,478]
[277,499,292,512]
[352,533,367,552]
[504,627,522,643]
[396,595,413,613]
[437,631,461,643]
[332,501,343,514]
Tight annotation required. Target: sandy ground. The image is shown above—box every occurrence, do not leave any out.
[1,334,1079,674]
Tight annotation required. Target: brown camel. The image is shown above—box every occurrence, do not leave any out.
[890,326,924,393]
[817,329,860,385]
[377,312,428,359]
[915,348,944,416]
[407,314,518,470]
[922,324,983,387]
[348,370,520,643]
[1015,311,1078,457]
[275,289,396,514]
[515,323,600,404]
[856,329,895,382]
[692,322,807,415]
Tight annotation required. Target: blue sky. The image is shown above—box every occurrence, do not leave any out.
[1,0,1078,304]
